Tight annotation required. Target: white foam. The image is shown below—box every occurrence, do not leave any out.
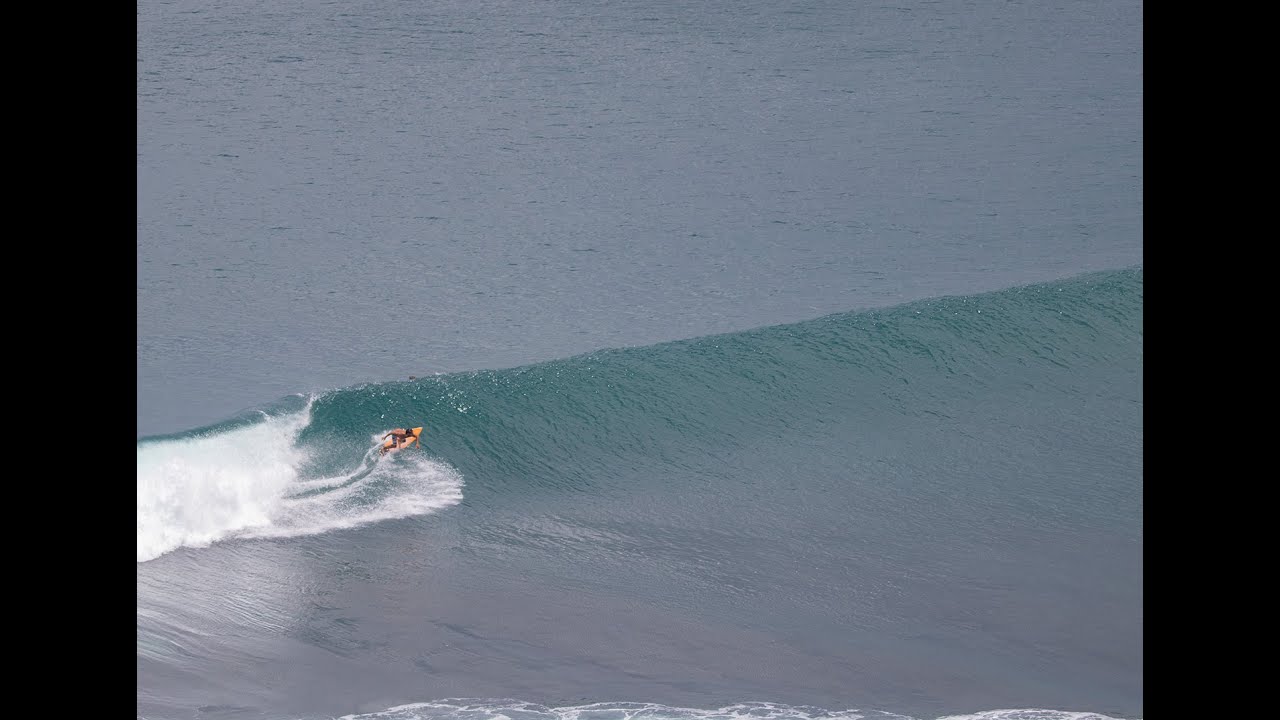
[137,410,464,562]
[936,711,1136,720]
[339,701,879,720]
[336,701,1137,720]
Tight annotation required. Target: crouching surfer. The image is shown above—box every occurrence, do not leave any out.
[380,427,422,455]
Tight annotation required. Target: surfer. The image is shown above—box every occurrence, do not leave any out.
[381,428,415,454]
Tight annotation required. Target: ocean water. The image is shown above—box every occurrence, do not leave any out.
[137,0,1143,719]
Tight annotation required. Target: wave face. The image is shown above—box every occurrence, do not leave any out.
[137,268,1141,720]
[407,265,1142,502]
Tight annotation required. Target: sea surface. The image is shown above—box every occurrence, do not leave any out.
[137,0,1143,718]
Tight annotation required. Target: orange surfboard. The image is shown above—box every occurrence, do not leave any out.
[382,427,424,453]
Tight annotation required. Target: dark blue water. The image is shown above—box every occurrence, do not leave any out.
[137,1,1143,718]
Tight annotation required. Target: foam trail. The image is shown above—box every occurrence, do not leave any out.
[243,449,464,542]
[287,444,383,496]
